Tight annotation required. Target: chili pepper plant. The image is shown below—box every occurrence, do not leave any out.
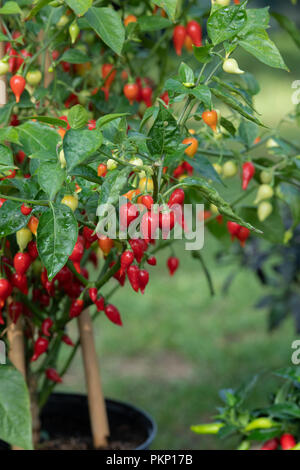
[0,0,297,450]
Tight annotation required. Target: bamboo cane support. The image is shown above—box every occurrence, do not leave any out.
[77,309,110,448]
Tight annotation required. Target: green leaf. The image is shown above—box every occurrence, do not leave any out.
[0,366,32,450]
[240,7,270,36]
[220,117,236,136]
[138,15,172,32]
[179,62,195,85]
[153,0,179,21]
[211,87,265,127]
[190,85,212,109]
[186,156,224,184]
[37,203,78,280]
[193,44,213,64]
[101,117,127,145]
[212,76,257,112]
[271,12,300,50]
[37,161,66,200]
[0,127,19,144]
[17,121,60,156]
[0,144,14,168]
[0,200,29,237]
[0,103,14,126]
[68,105,89,129]
[147,104,181,157]
[164,78,187,95]
[24,116,68,128]
[0,1,21,14]
[59,49,90,64]
[27,0,52,19]
[207,3,247,45]
[85,7,125,55]
[70,165,103,185]
[65,0,92,16]
[239,30,288,71]
[181,177,262,233]
[238,120,258,148]
[63,128,103,171]
[277,182,300,227]
[96,113,129,129]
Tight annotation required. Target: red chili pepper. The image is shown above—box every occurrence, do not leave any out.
[261,438,279,451]
[147,256,157,266]
[173,25,186,56]
[129,239,146,263]
[140,195,154,210]
[227,221,241,241]
[10,75,26,103]
[83,226,97,245]
[13,252,32,276]
[89,287,98,303]
[159,209,175,239]
[88,119,96,131]
[120,250,134,274]
[31,337,49,362]
[123,82,139,105]
[141,211,159,241]
[119,202,139,230]
[141,86,152,107]
[21,204,32,216]
[168,188,185,207]
[186,20,202,47]
[95,296,105,312]
[167,256,179,276]
[138,269,149,294]
[0,278,12,301]
[11,273,28,295]
[41,318,53,337]
[0,198,6,208]
[69,240,84,263]
[41,269,55,296]
[46,368,62,384]
[242,162,255,190]
[27,240,38,260]
[127,265,140,292]
[173,163,185,179]
[280,434,296,450]
[69,299,84,318]
[236,227,250,247]
[102,63,116,90]
[40,293,50,307]
[55,266,73,285]
[62,334,74,347]
[104,304,123,326]
[8,301,23,324]
[160,91,169,107]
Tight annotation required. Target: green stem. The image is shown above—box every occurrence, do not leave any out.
[192,251,215,296]
[0,194,49,206]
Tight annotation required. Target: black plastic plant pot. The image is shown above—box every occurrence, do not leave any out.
[0,393,157,450]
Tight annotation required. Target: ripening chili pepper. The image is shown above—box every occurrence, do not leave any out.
[69,21,80,44]
[20,204,32,216]
[121,250,134,274]
[0,278,12,300]
[69,240,84,263]
[10,75,26,103]
[119,202,139,231]
[236,227,250,247]
[69,298,84,319]
[11,273,28,295]
[97,163,107,177]
[27,240,38,260]
[46,368,62,384]
[102,63,116,90]
[0,197,6,208]
[138,269,149,294]
[147,256,157,266]
[82,226,97,246]
[182,137,198,158]
[28,216,39,236]
[98,235,114,256]
[173,25,186,56]
[89,287,98,303]
[123,82,139,105]
[261,438,279,451]
[62,334,74,347]
[127,265,140,292]
[31,337,49,362]
[129,239,145,263]
[124,14,137,27]
[41,318,53,337]
[186,20,202,47]
[8,301,23,324]
[159,209,175,239]
[227,221,241,241]
[168,189,185,207]
[141,86,152,107]
[104,304,123,326]
[13,252,32,276]
[138,195,154,210]
[244,417,278,432]
[141,211,159,241]
[167,256,179,276]
[202,110,218,132]
[95,296,105,312]
[191,422,224,434]
[223,58,244,74]
[280,434,297,450]
[242,162,255,190]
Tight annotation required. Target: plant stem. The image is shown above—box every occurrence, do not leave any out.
[0,193,49,206]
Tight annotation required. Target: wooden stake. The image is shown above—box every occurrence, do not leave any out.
[77,309,110,448]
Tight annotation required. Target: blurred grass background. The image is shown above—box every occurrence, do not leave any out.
[56,16,300,450]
